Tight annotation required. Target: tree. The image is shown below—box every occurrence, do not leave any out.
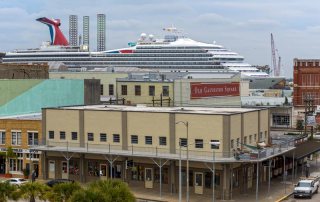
[0,181,17,202]
[0,146,17,175]
[69,180,135,202]
[68,189,108,202]
[284,96,289,105]
[46,182,82,202]
[16,182,50,202]
[296,120,304,130]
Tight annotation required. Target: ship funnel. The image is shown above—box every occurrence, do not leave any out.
[36,17,69,46]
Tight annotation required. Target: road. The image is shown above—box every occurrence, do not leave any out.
[286,192,320,202]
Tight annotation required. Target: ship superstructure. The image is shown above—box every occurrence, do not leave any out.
[2,18,285,88]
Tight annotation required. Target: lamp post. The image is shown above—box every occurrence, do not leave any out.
[209,141,221,202]
[176,121,189,202]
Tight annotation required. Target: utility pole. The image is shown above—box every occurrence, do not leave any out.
[304,94,315,138]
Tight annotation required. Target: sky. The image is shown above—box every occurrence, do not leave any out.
[1,0,320,78]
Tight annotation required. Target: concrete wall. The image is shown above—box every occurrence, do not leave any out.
[116,81,174,106]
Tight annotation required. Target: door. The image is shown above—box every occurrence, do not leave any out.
[100,164,107,179]
[194,172,204,194]
[33,163,39,178]
[48,161,55,179]
[145,168,153,188]
[61,161,68,179]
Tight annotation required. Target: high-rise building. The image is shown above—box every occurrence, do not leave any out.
[97,14,106,51]
[69,15,78,46]
[83,16,90,48]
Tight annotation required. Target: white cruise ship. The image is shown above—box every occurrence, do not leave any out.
[2,18,285,89]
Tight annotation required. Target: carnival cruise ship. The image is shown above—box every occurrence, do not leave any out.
[2,17,285,89]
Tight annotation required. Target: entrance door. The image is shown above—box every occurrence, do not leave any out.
[33,163,39,178]
[48,161,55,179]
[100,164,107,179]
[145,168,153,188]
[61,161,68,179]
[194,172,204,194]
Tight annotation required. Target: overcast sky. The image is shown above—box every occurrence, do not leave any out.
[1,0,320,77]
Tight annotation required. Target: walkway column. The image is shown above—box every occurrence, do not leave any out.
[223,164,231,200]
[40,151,47,180]
[169,160,176,193]
[80,154,85,183]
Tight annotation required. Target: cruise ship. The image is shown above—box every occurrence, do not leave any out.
[2,17,285,89]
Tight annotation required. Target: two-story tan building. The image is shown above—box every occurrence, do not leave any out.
[0,114,42,178]
[34,105,296,200]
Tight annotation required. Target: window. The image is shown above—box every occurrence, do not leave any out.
[162,86,169,96]
[272,114,290,126]
[87,133,94,141]
[121,85,127,95]
[254,134,257,142]
[195,139,203,148]
[135,85,141,96]
[72,132,78,140]
[244,136,247,144]
[231,139,234,149]
[0,131,5,145]
[100,84,104,95]
[149,86,155,96]
[113,134,120,143]
[11,131,21,145]
[179,138,187,147]
[109,84,114,96]
[259,132,263,140]
[60,131,66,140]
[131,135,138,144]
[265,131,268,139]
[49,131,54,139]
[236,138,240,147]
[159,137,167,146]
[210,140,220,149]
[249,135,252,144]
[145,136,152,145]
[100,133,107,142]
[9,159,23,172]
[28,132,38,145]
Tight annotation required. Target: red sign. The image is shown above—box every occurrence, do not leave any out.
[190,82,240,99]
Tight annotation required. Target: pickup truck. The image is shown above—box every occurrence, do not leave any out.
[293,178,319,199]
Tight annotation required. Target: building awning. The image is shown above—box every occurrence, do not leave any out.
[285,141,320,160]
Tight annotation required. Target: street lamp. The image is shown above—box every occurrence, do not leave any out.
[209,141,221,202]
[176,121,189,202]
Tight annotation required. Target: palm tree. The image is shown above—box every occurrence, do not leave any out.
[69,180,135,202]
[88,180,135,202]
[17,182,50,202]
[0,181,17,202]
[46,181,82,202]
[68,189,108,202]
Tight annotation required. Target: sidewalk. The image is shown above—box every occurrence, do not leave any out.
[131,158,320,202]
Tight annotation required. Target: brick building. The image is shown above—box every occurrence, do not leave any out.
[293,59,320,106]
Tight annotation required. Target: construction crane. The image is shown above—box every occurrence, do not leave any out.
[271,33,278,76]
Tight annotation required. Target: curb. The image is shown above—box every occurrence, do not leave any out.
[275,192,293,202]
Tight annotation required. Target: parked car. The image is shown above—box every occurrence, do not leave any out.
[46,179,74,187]
[293,173,320,199]
[6,178,28,186]
[313,132,320,140]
